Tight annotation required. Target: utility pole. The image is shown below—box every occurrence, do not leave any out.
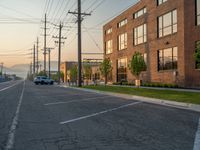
[69,0,91,87]
[33,44,36,74]
[53,22,66,84]
[47,48,54,78]
[0,62,3,75]
[44,13,47,72]
[36,37,39,74]
[39,64,42,72]
[30,62,32,75]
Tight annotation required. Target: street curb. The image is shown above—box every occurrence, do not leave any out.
[58,85,200,113]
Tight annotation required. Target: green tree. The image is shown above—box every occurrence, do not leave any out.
[83,62,92,85]
[51,72,64,82]
[100,58,112,85]
[70,65,78,83]
[194,41,200,69]
[60,71,64,82]
[37,71,47,77]
[129,52,146,87]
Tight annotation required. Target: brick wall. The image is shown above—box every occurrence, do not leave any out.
[103,0,200,87]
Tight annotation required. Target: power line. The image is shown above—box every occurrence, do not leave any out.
[0,21,40,24]
[48,0,62,19]
[82,24,102,52]
[0,4,37,18]
[43,0,48,15]
[45,0,51,14]
[84,0,105,13]
[84,0,99,12]
[0,53,32,56]
[89,1,138,29]
[36,0,50,41]
[47,0,54,16]
[46,0,74,46]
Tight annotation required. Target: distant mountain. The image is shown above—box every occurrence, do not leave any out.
[10,64,29,72]
[3,61,60,78]
[3,64,29,78]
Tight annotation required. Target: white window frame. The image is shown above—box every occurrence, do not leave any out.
[118,19,127,28]
[134,24,147,45]
[118,33,127,50]
[134,7,147,19]
[105,40,113,54]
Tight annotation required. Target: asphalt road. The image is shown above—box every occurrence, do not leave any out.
[0,80,200,150]
[0,80,19,92]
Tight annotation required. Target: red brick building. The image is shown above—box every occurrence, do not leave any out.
[103,0,200,88]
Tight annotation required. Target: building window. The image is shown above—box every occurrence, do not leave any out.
[157,0,167,5]
[196,0,200,25]
[106,28,112,35]
[134,24,147,45]
[118,33,127,50]
[117,19,127,28]
[158,47,178,71]
[158,10,177,38]
[117,58,127,82]
[134,7,147,19]
[105,40,113,54]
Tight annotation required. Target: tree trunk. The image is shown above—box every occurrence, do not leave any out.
[135,79,141,88]
[135,75,140,88]
[105,75,107,86]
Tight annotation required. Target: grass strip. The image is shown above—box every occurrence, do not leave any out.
[83,85,200,105]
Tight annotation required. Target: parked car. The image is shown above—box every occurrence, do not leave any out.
[33,76,54,85]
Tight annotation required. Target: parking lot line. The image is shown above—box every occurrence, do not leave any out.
[193,117,200,150]
[0,81,20,92]
[60,101,142,125]
[44,96,111,106]
[52,93,102,97]
[5,81,25,150]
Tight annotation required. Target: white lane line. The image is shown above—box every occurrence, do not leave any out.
[44,96,111,106]
[0,81,21,92]
[5,80,25,150]
[47,93,100,98]
[193,117,200,150]
[60,101,142,125]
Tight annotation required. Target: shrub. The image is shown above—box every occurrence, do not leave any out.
[142,82,178,88]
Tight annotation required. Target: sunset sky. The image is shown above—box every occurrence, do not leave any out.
[0,0,138,67]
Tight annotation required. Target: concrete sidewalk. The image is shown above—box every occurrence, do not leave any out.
[58,84,200,113]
